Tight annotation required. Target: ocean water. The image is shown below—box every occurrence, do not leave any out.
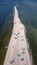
[0,0,37,29]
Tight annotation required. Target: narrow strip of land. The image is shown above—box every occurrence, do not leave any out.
[3,6,32,65]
